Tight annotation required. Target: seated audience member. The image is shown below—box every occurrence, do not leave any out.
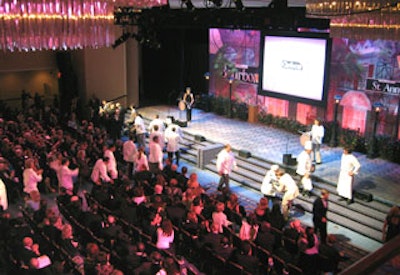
[176,166,189,191]
[82,203,103,236]
[187,173,205,197]
[225,192,246,226]
[214,236,236,260]
[254,197,270,223]
[84,242,100,275]
[159,256,180,275]
[239,213,259,241]
[33,198,48,224]
[269,202,286,231]
[319,234,347,274]
[255,221,276,252]
[233,240,260,275]
[42,217,62,244]
[101,214,123,248]
[156,219,175,251]
[95,251,115,275]
[182,188,196,209]
[297,226,320,275]
[190,196,204,216]
[142,211,162,239]
[132,186,147,206]
[165,195,186,226]
[164,178,182,198]
[283,219,304,257]
[181,211,202,238]
[119,196,140,226]
[25,190,41,212]
[200,222,223,251]
[60,224,84,270]
[19,236,53,272]
[212,201,232,233]
[134,251,163,275]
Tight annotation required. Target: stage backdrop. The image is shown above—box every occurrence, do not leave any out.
[209,29,400,139]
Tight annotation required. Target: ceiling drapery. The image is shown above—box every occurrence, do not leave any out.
[0,0,167,51]
[305,0,400,40]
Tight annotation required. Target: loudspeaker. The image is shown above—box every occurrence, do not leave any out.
[174,120,187,127]
[283,154,292,165]
[354,190,373,202]
[239,150,251,158]
[283,154,297,166]
[195,135,206,142]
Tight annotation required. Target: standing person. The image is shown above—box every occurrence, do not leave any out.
[134,147,149,173]
[149,125,165,152]
[182,87,194,122]
[260,164,279,198]
[148,135,163,174]
[312,189,329,244]
[23,158,43,196]
[123,134,137,178]
[337,147,361,205]
[59,158,79,194]
[165,126,181,166]
[156,219,175,251]
[91,157,113,187]
[134,113,147,149]
[310,118,324,164]
[148,114,165,134]
[216,144,237,191]
[276,168,299,221]
[0,177,7,211]
[104,144,118,180]
[296,141,314,197]
[0,157,9,210]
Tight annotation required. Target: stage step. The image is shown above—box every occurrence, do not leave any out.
[141,114,389,244]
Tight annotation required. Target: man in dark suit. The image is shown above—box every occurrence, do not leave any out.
[313,188,329,244]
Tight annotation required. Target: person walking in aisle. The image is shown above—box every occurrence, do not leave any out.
[165,126,181,166]
[216,144,237,191]
[337,147,361,205]
[313,189,329,244]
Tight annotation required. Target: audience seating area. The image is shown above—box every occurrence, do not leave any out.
[0,98,345,274]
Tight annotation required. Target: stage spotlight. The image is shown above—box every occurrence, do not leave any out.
[233,0,244,10]
[182,0,195,10]
[112,32,131,49]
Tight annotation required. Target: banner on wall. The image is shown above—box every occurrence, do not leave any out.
[366,78,400,95]
[209,29,260,105]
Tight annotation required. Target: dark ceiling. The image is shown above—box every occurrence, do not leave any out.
[114,5,330,31]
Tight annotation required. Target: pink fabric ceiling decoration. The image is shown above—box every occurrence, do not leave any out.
[0,0,168,52]
[306,0,400,40]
